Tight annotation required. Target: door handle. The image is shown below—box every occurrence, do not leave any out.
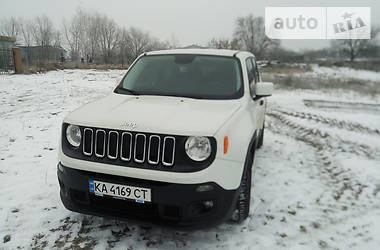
[259,100,264,106]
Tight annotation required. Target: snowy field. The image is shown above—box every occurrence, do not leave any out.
[303,65,380,82]
[1,68,380,250]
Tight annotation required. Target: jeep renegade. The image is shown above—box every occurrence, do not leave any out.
[58,49,273,227]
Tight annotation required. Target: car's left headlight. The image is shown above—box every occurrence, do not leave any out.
[66,124,81,147]
[185,136,212,161]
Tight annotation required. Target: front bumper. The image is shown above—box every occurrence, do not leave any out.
[57,163,239,228]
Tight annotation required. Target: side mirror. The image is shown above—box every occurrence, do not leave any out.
[254,82,273,98]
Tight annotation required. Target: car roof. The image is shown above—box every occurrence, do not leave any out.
[146,49,242,57]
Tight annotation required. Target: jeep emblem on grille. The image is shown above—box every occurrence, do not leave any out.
[121,122,137,129]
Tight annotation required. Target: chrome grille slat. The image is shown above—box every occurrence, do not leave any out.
[162,136,175,166]
[95,129,106,157]
[82,127,176,167]
[120,132,132,161]
[83,128,93,156]
[107,131,119,159]
[134,133,146,163]
[148,135,161,165]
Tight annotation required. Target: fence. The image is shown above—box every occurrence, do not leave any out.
[0,48,14,74]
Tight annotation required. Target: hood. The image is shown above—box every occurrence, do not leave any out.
[64,93,242,136]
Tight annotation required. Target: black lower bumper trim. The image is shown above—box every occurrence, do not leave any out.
[57,163,239,228]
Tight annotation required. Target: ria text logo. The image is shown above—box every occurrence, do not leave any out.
[265,7,371,39]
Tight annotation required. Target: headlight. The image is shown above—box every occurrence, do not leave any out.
[66,124,81,147]
[185,136,212,161]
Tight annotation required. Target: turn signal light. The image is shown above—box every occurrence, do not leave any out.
[224,136,228,154]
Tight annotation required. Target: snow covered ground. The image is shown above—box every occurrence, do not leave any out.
[301,64,380,82]
[1,69,380,250]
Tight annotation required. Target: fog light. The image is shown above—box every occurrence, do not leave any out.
[196,184,214,192]
[203,200,214,209]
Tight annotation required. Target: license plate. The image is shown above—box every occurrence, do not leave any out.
[88,180,151,203]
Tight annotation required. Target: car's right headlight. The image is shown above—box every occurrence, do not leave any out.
[66,124,81,147]
[185,136,212,161]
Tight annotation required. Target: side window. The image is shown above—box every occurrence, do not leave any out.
[251,58,260,82]
[246,57,257,97]
[245,58,254,83]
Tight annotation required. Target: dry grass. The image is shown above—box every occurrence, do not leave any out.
[260,63,312,74]
[317,61,380,72]
[260,62,380,96]
[22,63,129,74]
[262,73,380,96]
[60,63,130,70]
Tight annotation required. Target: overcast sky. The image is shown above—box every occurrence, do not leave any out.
[1,0,379,51]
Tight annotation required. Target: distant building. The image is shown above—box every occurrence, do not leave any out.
[20,45,66,64]
[0,36,16,49]
[0,36,16,72]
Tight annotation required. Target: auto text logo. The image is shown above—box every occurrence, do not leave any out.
[265,7,371,39]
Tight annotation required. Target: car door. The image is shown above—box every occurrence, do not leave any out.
[251,57,266,129]
[245,57,261,133]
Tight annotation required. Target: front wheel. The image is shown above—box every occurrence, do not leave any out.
[257,127,264,149]
[231,148,255,222]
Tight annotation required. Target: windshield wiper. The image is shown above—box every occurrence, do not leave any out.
[116,86,139,95]
[115,88,204,99]
[165,94,204,99]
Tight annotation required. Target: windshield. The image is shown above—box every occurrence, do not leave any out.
[115,54,243,99]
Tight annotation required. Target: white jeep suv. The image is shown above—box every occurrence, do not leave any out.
[58,49,273,227]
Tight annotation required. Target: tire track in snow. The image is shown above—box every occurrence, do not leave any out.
[275,109,380,136]
[267,110,380,160]
[265,110,380,247]
[266,110,372,202]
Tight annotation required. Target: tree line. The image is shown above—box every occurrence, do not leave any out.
[207,14,380,62]
[0,9,173,66]
[1,11,379,65]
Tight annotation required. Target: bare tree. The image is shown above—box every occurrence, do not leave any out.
[234,15,279,58]
[62,10,168,65]
[0,17,19,37]
[84,13,101,63]
[168,34,179,49]
[124,27,151,63]
[208,38,241,50]
[98,15,119,64]
[117,27,129,66]
[149,38,169,51]
[18,18,34,46]
[31,15,54,47]
[1,9,175,66]
[330,26,380,62]
[116,27,168,65]
[63,9,87,61]
[17,18,35,64]
[53,31,62,47]
[29,15,56,64]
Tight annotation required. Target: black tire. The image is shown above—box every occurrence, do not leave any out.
[257,127,264,149]
[231,148,254,223]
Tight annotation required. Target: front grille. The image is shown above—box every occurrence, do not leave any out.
[62,123,216,172]
[82,128,176,167]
